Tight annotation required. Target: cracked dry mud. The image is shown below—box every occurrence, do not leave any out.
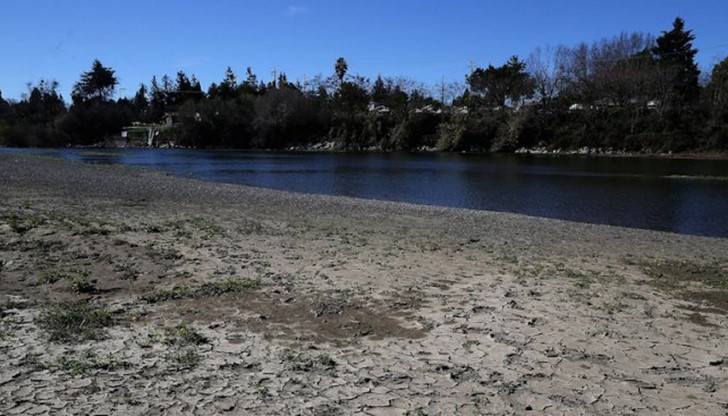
[1,155,727,415]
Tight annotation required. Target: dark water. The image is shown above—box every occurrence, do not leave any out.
[3,148,728,238]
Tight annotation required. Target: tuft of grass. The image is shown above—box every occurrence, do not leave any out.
[57,350,129,375]
[37,302,114,343]
[311,295,350,317]
[196,278,260,297]
[142,285,192,303]
[148,245,183,261]
[143,278,260,303]
[39,270,68,285]
[167,348,200,370]
[38,269,96,293]
[113,262,139,281]
[284,350,337,374]
[164,324,208,346]
[68,271,95,294]
[4,211,46,234]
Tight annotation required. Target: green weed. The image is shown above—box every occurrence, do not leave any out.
[37,302,114,343]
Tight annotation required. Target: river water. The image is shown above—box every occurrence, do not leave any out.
[3,148,727,238]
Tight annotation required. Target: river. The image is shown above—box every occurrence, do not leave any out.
[2,148,727,238]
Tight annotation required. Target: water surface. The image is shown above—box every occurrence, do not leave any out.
[2,148,727,238]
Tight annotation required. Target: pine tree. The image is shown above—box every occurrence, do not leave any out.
[652,17,700,105]
[72,59,118,103]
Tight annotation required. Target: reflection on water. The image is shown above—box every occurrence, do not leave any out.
[2,147,728,238]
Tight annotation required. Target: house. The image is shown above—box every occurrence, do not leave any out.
[451,106,469,114]
[161,113,178,126]
[414,104,442,114]
[368,102,390,114]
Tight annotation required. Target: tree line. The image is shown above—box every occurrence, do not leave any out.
[1,17,727,153]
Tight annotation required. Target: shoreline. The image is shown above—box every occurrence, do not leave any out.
[1,155,727,414]
[4,143,728,161]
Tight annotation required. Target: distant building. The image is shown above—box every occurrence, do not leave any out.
[368,102,390,114]
[414,104,442,114]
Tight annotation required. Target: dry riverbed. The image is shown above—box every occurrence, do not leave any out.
[1,154,727,415]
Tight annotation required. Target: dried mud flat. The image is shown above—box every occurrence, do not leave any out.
[1,154,727,415]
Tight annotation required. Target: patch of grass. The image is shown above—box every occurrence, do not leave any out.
[342,320,374,337]
[68,271,95,294]
[641,259,728,291]
[37,302,114,343]
[555,265,597,289]
[38,269,96,293]
[163,324,208,346]
[143,278,260,303]
[142,284,192,303]
[4,211,46,234]
[684,311,715,327]
[57,350,129,375]
[39,270,68,285]
[196,278,260,297]
[311,295,350,317]
[167,348,200,370]
[148,245,182,261]
[113,262,139,281]
[641,259,728,313]
[682,291,728,313]
[284,350,337,374]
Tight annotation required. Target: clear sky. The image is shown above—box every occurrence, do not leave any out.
[1,0,727,101]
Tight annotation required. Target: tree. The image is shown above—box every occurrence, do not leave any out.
[209,67,238,100]
[241,67,261,95]
[23,79,65,128]
[467,56,534,107]
[705,57,728,147]
[707,57,728,115]
[169,71,203,107]
[72,59,118,102]
[527,45,568,105]
[335,57,348,86]
[652,17,700,105]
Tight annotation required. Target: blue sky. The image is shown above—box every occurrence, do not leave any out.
[1,0,727,101]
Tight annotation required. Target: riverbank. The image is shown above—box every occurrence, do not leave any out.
[1,154,727,415]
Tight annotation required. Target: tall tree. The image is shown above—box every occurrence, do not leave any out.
[241,67,260,95]
[209,67,238,100]
[467,56,534,107]
[72,59,118,102]
[707,57,728,114]
[132,84,149,119]
[335,57,348,86]
[652,17,700,105]
[527,45,568,105]
[23,79,65,127]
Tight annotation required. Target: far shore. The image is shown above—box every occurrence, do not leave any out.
[3,143,728,161]
[1,154,727,415]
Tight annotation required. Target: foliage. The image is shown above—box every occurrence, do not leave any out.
[1,18,727,153]
[37,302,114,343]
[335,57,348,85]
[72,59,118,103]
[652,17,700,106]
[467,56,534,107]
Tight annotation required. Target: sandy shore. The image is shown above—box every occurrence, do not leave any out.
[1,154,727,415]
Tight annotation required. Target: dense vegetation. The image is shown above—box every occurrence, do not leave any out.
[1,17,727,153]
